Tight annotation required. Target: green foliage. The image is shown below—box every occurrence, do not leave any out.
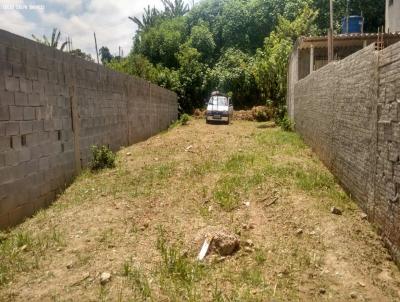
[90,145,116,171]
[99,47,113,64]
[277,114,295,132]
[253,6,318,107]
[107,0,383,113]
[31,28,67,51]
[69,49,94,62]
[179,113,190,125]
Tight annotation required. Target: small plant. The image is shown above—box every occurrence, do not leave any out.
[179,113,190,125]
[277,115,294,132]
[90,145,116,171]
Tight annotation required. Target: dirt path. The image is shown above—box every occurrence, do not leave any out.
[1,119,400,301]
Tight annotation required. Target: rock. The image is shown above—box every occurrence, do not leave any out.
[66,262,73,269]
[211,231,240,256]
[244,246,254,253]
[100,272,111,285]
[244,239,254,247]
[331,206,343,215]
[357,281,366,287]
[126,152,132,156]
[350,292,357,299]
[295,228,303,235]
[361,213,368,220]
[319,288,326,294]
[20,244,27,252]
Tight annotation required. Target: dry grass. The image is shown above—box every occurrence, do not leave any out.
[1,119,400,301]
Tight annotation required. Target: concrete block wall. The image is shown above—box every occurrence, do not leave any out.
[0,30,177,228]
[293,42,400,263]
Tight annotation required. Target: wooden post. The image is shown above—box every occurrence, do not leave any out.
[310,45,314,74]
[94,32,99,64]
[328,0,334,62]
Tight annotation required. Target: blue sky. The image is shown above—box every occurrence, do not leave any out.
[0,0,193,59]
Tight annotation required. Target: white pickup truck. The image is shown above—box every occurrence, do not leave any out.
[205,92,233,124]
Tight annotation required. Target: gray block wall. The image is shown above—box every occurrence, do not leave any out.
[293,42,400,264]
[0,30,178,228]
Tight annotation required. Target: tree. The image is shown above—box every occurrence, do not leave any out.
[135,17,186,68]
[69,49,94,62]
[253,7,318,108]
[187,22,216,62]
[32,28,67,51]
[99,47,113,64]
[207,48,257,108]
[129,6,160,33]
[162,0,190,18]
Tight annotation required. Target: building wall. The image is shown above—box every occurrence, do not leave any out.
[0,30,178,228]
[293,42,400,264]
[386,0,400,33]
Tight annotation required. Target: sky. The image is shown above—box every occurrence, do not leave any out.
[0,0,192,59]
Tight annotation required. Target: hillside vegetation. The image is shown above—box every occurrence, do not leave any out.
[106,0,384,113]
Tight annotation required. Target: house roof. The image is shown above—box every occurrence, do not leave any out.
[296,32,400,49]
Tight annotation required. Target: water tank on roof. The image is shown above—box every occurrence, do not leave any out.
[341,15,364,34]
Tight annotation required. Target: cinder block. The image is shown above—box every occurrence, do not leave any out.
[32,120,43,132]
[0,136,11,152]
[0,105,9,121]
[28,93,40,106]
[39,156,49,171]
[20,78,32,93]
[12,63,26,78]
[5,77,19,92]
[4,150,19,166]
[0,153,4,168]
[23,107,35,121]
[14,92,28,106]
[19,148,31,162]
[8,203,34,226]
[20,121,33,135]
[9,106,23,121]
[26,67,38,80]
[6,47,22,63]
[0,90,14,106]
[25,132,39,146]
[11,135,21,150]
[5,122,19,136]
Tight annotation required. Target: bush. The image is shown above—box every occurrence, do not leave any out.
[251,106,275,122]
[90,145,116,171]
[277,115,294,132]
[179,113,190,125]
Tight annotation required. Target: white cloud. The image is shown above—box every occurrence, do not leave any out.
[0,9,37,37]
[0,0,193,60]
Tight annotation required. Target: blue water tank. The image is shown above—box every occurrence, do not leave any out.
[342,16,364,33]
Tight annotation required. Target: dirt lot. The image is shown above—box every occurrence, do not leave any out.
[1,119,400,301]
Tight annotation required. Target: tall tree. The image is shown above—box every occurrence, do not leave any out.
[99,47,113,64]
[162,0,190,18]
[32,28,68,51]
[129,6,160,33]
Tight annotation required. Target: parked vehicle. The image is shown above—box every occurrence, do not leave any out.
[205,91,233,124]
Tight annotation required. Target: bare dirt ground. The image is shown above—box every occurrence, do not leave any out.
[1,119,400,302]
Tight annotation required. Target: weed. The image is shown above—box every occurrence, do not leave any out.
[254,249,267,265]
[213,176,242,211]
[276,114,294,132]
[90,145,116,171]
[122,259,152,300]
[179,114,190,125]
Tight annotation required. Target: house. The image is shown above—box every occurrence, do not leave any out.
[386,0,400,33]
[287,1,400,119]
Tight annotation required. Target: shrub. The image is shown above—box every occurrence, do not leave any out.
[90,145,116,171]
[251,106,275,122]
[277,115,294,132]
[179,113,190,125]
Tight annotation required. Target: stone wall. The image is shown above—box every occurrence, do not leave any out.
[0,30,178,228]
[292,42,400,263]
